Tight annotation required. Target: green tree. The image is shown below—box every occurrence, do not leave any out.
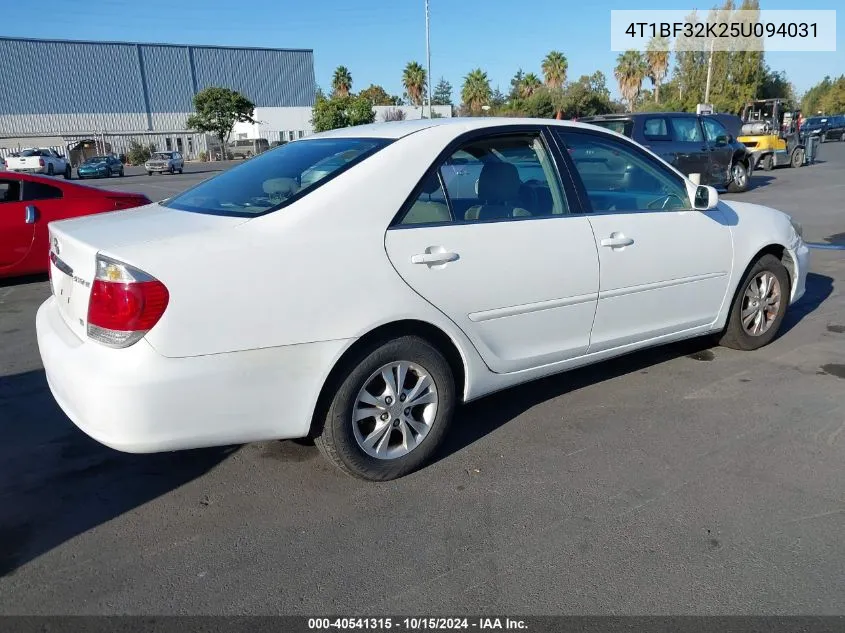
[509,69,525,101]
[186,87,257,149]
[461,68,492,114]
[331,66,352,97]
[820,76,845,113]
[524,89,555,118]
[645,37,670,104]
[311,93,375,132]
[561,74,614,118]
[542,51,568,118]
[432,77,453,105]
[490,87,507,110]
[614,51,648,112]
[802,76,833,114]
[359,84,395,106]
[402,61,427,106]
[126,139,155,166]
[520,73,542,98]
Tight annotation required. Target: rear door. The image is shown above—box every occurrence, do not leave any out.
[384,128,600,374]
[667,116,712,183]
[0,177,33,269]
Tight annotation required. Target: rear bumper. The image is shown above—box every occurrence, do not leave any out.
[36,296,350,453]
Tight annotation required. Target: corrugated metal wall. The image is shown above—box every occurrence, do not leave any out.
[0,37,315,137]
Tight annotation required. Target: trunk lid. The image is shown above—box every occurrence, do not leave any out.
[48,203,248,340]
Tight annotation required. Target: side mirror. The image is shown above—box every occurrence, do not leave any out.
[24,205,37,224]
[716,135,730,145]
[694,185,719,210]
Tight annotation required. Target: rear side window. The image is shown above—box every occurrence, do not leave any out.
[22,180,62,201]
[643,118,670,139]
[585,119,633,138]
[670,117,704,143]
[0,179,22,203]
[165,138,391,217]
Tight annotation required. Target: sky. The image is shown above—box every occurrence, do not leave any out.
[3,0,843,103]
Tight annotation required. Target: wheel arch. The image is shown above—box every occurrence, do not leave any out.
[307,319,469,438]
[720,242,793,331]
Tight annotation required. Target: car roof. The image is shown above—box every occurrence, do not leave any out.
[305,116,640,140]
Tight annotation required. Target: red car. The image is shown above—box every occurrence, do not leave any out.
[0,171,150,278]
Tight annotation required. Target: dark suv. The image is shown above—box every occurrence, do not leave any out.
[802,115,845,143]
[580,112,752,193]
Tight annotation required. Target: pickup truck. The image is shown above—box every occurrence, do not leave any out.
[4,148,72,179]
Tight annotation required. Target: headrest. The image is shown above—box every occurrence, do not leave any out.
[477,162,521,203]
[263,177,299,197]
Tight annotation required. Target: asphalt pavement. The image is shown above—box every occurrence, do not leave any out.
[1,144,844,614]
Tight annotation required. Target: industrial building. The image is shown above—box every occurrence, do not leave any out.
[0,37,316,161]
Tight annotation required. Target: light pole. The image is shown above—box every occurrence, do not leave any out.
[425,0,432,119]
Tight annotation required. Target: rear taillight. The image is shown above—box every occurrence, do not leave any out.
[87,255,169,348]
[39,158,45,167]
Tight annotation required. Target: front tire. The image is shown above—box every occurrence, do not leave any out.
[47,164,54,176]
[718,254,790,351]
[791,148,805,168]
[727,161,749,193]
[761,154,774,171]
[314,336,456,481]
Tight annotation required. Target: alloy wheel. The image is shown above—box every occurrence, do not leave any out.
[741,271,782,336]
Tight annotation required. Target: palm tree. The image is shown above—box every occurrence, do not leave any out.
[520,73,542,98]
[645,37,670,104]
[614,50,647,112]
[461,68,492,114]
[402,61,427,107]
[541,51,568,89]
[542,50,568,118]
[332,66,352,97]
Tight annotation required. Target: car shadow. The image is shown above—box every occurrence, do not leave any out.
[0,369,237,577]
[747,174,776,190]
[0,273,48,288]
[778,272,834,337]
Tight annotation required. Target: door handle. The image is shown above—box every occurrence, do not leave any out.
[600,236,634,248]
[24,205,38,224]
[411,251,459,265]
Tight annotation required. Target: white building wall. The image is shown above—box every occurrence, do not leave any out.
[232,106,314,143]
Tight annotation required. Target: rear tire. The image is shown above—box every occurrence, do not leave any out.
[819,134,826,143]
[718,254,790,351]
[119,167,125,177]
[63,165,72,179]
[314,336,456,481]
[761,154,774,171]
[47,164,54,176]
[727,161,749,193]
[840,132,845,142]
[147,171,152,176]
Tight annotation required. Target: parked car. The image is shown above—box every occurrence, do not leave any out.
[145,151,184,175]
[581,112,753,192]
[801,115,845,143]
[37,118,808,481]
[0,172,150,278]
[227,138,270,159]
[77,155,125,179]
[4,148,71,179]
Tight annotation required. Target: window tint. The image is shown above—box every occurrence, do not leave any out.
[560,131,691,212]
[22,180,63,201]
[439,134,568,223]
[397,173,452,225]
[670,117,704,143]
[643,118,669,138]
[0,179,22,203]
[586,119,633,137]
[164,137,390,217]
[701,117,728,143]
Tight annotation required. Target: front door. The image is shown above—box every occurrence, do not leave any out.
[556,129,732,353]
[701,116,734,187]
[0,178,34,269]
[668,116,712,184]
[385,130,599,374]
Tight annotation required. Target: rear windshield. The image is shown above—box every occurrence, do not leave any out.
[804,117,826,125]
[585,119,633,138]
[20,149,42,157]
[164,138,390,217]
[152,153,173,159]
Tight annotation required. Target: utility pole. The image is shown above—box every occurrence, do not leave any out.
[425,0,432,119]
[704,38,715,104]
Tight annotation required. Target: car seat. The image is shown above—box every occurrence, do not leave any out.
[464,162,532,221]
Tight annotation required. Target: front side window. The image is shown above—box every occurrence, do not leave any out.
[559,131,691,212]
[702,117,729,143]
[427,134,568,224]
[165,137,390,217]
[670,117,704,143]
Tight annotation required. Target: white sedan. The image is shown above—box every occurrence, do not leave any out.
[36,118,809,480]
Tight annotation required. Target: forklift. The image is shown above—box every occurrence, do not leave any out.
[737,98,805,171]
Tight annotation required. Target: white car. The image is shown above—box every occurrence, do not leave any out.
[5,148,71,178]
[144,151,185,175]
[36,118,809,480]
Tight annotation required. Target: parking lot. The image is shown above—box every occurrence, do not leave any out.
[1,144,844,614]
